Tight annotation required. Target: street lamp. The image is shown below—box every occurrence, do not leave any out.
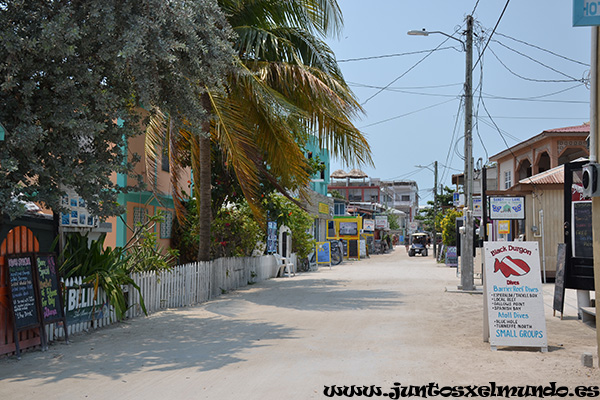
[408,16,475,291]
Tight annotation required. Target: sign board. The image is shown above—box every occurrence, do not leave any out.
[315,242,331,264]
[267,221,277,253]
[318,202,330,215]
[59,187,98,227]
[445,246,458,267]
[453,192,465,207]
[489,197,524,220]
[65,285,111,325]
[573,0,600,26]
[375,216,388,230]
[363,219,375,232]
[473,196,482,218]
[484,241,547,351]
[339,221,358,236]
[7,255,41,331]
[6,254,47,357]
[498,220,510,235]
[360,239,367,258]
[572,201,593,258]
[553,244,567,317]
[35,254,66,324]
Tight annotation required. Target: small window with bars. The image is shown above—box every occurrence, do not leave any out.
[160,211,174,239]
[133,207,148,226]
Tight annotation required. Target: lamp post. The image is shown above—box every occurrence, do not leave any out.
[409,15,475,290]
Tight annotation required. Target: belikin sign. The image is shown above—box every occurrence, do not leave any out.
[484,241,547,352]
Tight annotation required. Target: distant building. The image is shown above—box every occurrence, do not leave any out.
[489,122,589,191]
[380,180,419,222]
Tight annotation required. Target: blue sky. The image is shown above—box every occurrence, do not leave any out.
[326,1,591,203]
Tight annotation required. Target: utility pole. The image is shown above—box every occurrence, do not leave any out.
[433,161,438,259]
[461,15,475,291]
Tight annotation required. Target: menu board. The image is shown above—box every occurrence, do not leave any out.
[6,255,41,330]
[35,254,65,324]
[484,242,547,350]
[572,201,593,259]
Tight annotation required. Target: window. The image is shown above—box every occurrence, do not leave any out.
[160,211,174,239]
[401,195,410,202]
[504,171,512,189]
[133,207,148,226]
[161,147,170,172]
[334,203,346,216]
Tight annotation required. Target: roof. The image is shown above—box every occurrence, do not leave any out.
[518,157,588,186]
[544,122,590,133]
[490,122,590,161]
[330,169,347,178]
[518,164,564,185]
[347,168,368,178]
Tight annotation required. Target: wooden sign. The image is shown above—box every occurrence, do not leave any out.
[6,254,46,358]
[35,254,69,343]
[484,242,547,352]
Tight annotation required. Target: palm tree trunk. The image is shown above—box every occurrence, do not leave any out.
[198,94,212,261]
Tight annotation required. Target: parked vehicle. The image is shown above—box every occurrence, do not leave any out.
[329,240,343,266]
[408,233,428,257]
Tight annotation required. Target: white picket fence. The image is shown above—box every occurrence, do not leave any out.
[45,254,292,340]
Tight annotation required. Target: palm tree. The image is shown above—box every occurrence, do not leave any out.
[146,0,372,261]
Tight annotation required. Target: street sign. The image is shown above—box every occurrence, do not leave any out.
[573,0,600,26]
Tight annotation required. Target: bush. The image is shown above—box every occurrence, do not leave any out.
[441,209,462,246]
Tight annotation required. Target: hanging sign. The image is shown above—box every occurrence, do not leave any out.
[489,197,524,220]
[484,241,547,351]
[363,219,375,232]
[573,0,600,26]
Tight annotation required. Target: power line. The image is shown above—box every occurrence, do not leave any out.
[471,0,481,15]
[337,46,459,62]
[440,97,464,184]
[472,0,511,71]
[489,46,582,83]
[492,39,585,83]
[348,81,463,90]
[495,31,590,67]
[348,81,587,104]
[360,97,457,129]
[361,24,465,106]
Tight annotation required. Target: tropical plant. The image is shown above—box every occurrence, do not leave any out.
[441,208,462,246]
[59,233,146,319]
[120,211,179,274]
[264,193,315,259]
[144,0,372,261]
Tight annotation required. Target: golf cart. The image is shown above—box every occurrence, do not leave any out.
[408,233,428,257]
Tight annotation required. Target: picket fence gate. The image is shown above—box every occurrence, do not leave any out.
[44,254,290,340]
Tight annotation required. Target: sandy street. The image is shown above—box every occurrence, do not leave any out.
[0,248,598,399]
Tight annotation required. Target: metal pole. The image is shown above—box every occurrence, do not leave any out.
[461,15,475,291]
[433,161,438,259]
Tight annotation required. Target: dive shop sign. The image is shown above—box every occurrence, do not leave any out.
[484,241,547,351]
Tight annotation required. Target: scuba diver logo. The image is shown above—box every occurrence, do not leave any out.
[494,256,531,278]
